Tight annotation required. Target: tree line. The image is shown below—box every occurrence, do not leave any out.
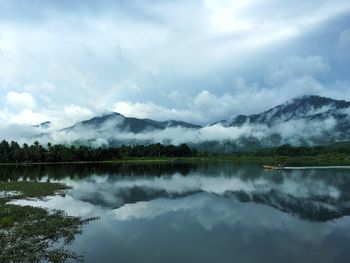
[0,140,197,163]
[1,140,349,163]
[245,143,350,157]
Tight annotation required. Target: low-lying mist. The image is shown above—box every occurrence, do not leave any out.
[43,117,350,149]
[1,102,349,151]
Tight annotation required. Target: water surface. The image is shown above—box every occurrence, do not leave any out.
[5,162,350,263]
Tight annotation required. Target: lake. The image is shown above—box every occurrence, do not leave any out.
[5,161,350,263]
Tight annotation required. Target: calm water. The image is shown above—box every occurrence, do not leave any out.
[5,162,350,263]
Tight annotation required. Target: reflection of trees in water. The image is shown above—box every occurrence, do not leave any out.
[2,162,350,222]
[0,162,199,181]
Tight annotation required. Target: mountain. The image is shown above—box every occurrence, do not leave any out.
[62,112,201,134]
[210,95,350,148]
[33,121,52,129]
[49,95,350,149]
[219,95,350,127]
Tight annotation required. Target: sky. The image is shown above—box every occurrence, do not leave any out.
[0,0,350,128]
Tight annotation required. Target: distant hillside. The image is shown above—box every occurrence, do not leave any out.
[218,95,350,128]
[29,95,350,151]
[33,121,51,129]
[61,112,201,134]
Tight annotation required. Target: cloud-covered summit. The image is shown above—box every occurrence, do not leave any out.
[5,95,346,150]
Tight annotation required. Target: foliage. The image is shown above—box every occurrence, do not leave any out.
[0,140,197,163]
[245,143,350,157]
[0,181,96,262]
[1,139,350,164]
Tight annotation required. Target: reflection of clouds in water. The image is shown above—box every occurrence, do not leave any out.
[10,195,106,218]
[14,165,350,263]
[45,172,341,210]
[11,189,350,247]
[0,191,20,198]
[112,193,333,244]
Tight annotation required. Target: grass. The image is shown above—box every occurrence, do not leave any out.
[0,181,96,262]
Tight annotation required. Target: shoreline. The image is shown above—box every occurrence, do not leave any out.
[0,155,349,166]
[0,181,96,262]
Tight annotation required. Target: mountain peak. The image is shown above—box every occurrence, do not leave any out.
[33,121,51,129]
[289,95,344,106]
[222,95,350,127]
[277,95,350,113]
[61,111,201,135]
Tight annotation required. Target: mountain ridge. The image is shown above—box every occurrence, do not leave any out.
[218,95,350,127]
[61,111,202,134]
[32,95,350,150]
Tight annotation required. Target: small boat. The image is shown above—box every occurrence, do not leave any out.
[264,165,350,170]
[263,165,283,170]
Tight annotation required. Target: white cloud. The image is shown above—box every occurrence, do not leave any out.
[111,56,335,124]
[0,0,348,116]
[338,28,350,56]
[25,81,56,92]
[339,28,350,46]
[4,91,37,109]
[63,105,94,121]
[10,109,47,125]
[112,101,203,123]
[0,1,349,134]
[267,56,330,86]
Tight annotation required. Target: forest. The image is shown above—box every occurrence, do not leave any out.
[245,143,350,157]
[1,140,350,163]
[0,140,197,163]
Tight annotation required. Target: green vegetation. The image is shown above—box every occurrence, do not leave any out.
[0,181,96,262]
[232,143,350,165]
[246,143,350,157]
[1,140,350,165]
[0,140,196,163]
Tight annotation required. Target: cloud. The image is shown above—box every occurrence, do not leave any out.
[112,90,244,124]
[44,108,347,149]
[111,55,336,124]
[1,52,348,148]
[338,27,350,56]
[0,0,349,123]
[63,105,94,121]
[266,56,330,86]
[112,101,201,123]
[0,0,348,146]
[4,91,37,109]
[338,28,350,47]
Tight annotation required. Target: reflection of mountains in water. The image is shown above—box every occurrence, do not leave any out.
[79,187,201,209]
[77,186,350,222]
[3,162,350,222]
[224,189,350,222]
[69,176,350,222]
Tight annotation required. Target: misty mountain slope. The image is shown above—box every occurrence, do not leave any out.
[62,112,201,134]
[207,95,350,148]
[39,95,350,149]
[33,121,52,129]
[220,95,350,127]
